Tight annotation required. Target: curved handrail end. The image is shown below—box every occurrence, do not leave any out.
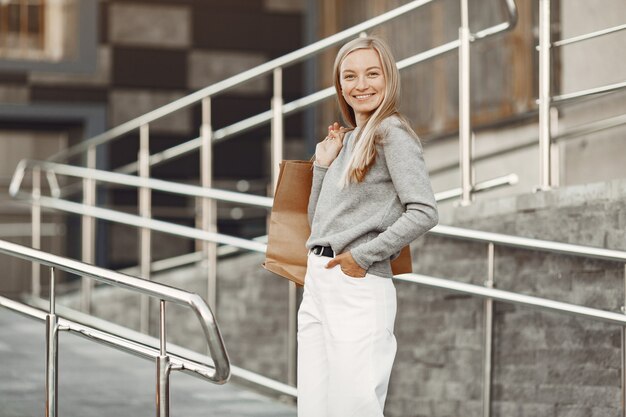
[9,159,29,197]
[188,293,231,384]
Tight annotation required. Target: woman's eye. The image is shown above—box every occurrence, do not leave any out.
[344,75,355,80]
[368,72,379,77]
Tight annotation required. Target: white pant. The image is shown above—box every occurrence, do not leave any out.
[297,251,397,417]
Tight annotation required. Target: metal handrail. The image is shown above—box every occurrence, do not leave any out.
[0,295,228,382]
[0,239,230,384]
[12,193,268,254]
[12,154,626,264]
[23,295,298,398]
[552,23,626,47]
[10,176,626,414]
[10,158,518,207]
[430,224,626,263]
[551,80,626,104]
[10,159,274,208]
[395,273,626,325]
[5,260,626,401]
[115,5,519,175]
[434,174,518,201]
[48,0,518,165]
[428,113,626,176]
[537,1,625,189]
[12,188,626,268]
[47,0,436,163]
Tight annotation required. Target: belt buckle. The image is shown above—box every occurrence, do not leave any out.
[312,246,323,256]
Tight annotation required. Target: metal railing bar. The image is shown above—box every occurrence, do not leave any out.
[0,239,230,384]
[108,46,438,173]
[120,235,270,275]
[51,0,518,170]
[551,80,626,104]
[13,162,516,214]
[13,166,623,266]
[0,222,61,237]
[22,295,299,398]
[1,294,47,320]
[119,251,204,275]
[430,224,626,262]
[0,239,195,305]
[434,173,518,201]
[10,160,274,209]
[117,111,273,174]
[554,113,626,140]
[552,23,626,48]
[16,189,625,271]
[48,0,442,163]
[551,113,626,143]
[115,12,517,176]
[7,270,624,396]
[12,194,268,254]
[428,113,626,176]
[113,43,459,175]
[0,294,219,380]
[395,273,626,326]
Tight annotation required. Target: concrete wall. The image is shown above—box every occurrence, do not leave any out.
[394,178,626,416]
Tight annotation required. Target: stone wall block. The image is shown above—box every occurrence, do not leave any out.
[109,4,190,48]
[491,401,521,417]
[555,182,612,207]
[188,50,268,94]
[591,406,621,417]
[110,89,192,135]
[520,403,556,417]
[0,84,29,103]
[606,229,626,251]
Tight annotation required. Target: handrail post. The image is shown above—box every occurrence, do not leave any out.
[622,264,626,417]
[483,243,495,417]
[271,67,284,192]
[200,97,218,314]
[81,146,96,313]
[550,106,560,187]
[31,166,41,298]
[458,0,473,206]
[139,124,152,334]
[156,300,170,417]
[538,0,552,190]
[45,266,58,417]
[272,67,297,386]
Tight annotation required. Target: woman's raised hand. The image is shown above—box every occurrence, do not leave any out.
[315,122,346,167]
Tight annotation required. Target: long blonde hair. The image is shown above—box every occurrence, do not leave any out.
[333,36,418,187]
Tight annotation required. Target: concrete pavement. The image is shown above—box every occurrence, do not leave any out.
[0,308,297,417]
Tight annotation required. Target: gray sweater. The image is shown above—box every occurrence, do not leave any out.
[305,115,438,278]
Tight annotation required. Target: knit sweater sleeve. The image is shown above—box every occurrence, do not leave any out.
[307,162,329,226]
[350,126,439,271]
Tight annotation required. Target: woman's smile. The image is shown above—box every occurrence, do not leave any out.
[354,93,376,100]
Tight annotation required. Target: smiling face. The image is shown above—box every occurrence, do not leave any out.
[339,48,386,126]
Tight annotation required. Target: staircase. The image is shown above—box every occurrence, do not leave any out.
[1,0,625,416]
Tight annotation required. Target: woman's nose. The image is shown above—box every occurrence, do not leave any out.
[356,76,368,90]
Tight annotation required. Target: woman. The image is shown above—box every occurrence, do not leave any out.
[298,36,439,417]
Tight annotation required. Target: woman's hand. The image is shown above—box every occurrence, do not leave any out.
[325,251,366,278]
[315,122,346,167]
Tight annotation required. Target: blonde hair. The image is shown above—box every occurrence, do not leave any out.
[333,35,418,187]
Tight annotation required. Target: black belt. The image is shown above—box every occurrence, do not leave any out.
[311,245,334,257]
